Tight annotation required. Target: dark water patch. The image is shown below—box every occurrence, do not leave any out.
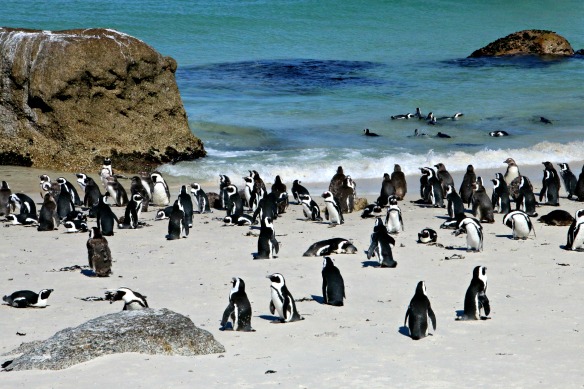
[178,59,387,96]
[453,143,484,148]
[442,55,568,69]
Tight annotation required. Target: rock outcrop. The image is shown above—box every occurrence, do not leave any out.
[0,28,205,172]
[469,30,574,58]
[2,308,224,371]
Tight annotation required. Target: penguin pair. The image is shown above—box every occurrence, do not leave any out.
[503,210,535,240]
[367,218,397,268]
[220,277,255,331]
[457,266,490,321]
[87,227,113,277]
[419,167,444,208]
[566,209,584,251]
[338,176,356,213]
[105,287,148,310]
[454,217,483,252]
[3,289,53,308]
[254,216,279,259]
[322,191,344,225]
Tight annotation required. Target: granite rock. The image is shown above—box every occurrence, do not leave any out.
[469,30,574,58]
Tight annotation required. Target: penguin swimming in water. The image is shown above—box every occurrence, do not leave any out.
[299,193,322,221]
[190,182,212,214]
[363,128,380,136]
[220,277,255,331]
[391,164,407,200]
[367,217,397,268]
[489,130,509,137]
[303,238,357,257]
[454,217,483,252]
[404,281,437,340]
[105,287,148,311]
[37,193,59,231]
[254,216,279,259]
[418,228,438,243]
[503,210,535,240]
[267,273,304,323]
[167,199,188,240]
[3,289,53,308]
[87,227,113,277]
[391,113,413,120]
[322,191,344,225]
[566,209,584,251]
[457,266,490,321]
[384,196,404,234]
[459,165,476,206]
[321,257,345,306]
[291,179,310,204]
[557,163,577,199]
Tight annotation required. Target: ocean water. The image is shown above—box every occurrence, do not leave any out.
[3,0,584,192]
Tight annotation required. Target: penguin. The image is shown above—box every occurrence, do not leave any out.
[457,266,490,320]
[219,175,232,209]
[3,289,53,308]
[6,213,38,226]
[302,238,357,257]
[489,130,509,137]
[299,193,322,221]
[8,193,36,216]
[0,181,12,216]
[367,217,397,268]
[150,171,171,206]
[130,176,150,212]
[63,219,88,233]
[418,228,438,243]
[101,157,114,180]
[190,182,212,214]
[537,210,574,226]
[459,165,476,206]
[37,193,59,231]
[503,158,520,186]
[503,210,535,240]
[328,166,346,200]
[77,175,101,211]
[225,185,244,217]
[404,281,437,340]
[56,180,75,221]
[391,164,407,200]
[445,184,465,218]
[96,194,119,236]
[454,217,483,252]
[87,227,113,276]
[414,129,429,137]
[491,176,511,214]
[255,216,279,259]
[435,163,454,196]
[377,173,395,206]
[360,203,383,218]
[363,128,380,136]
[105,287,148,311]
[577,166,584,202]
[516,176,538,217]
[220,277,255,331]
[471,180,495,223]
[391,113,413,120]
[437,112,463,121]
[291,179,310,204]
[167,199,188,240]
[271,175,288,215]
[56,177,82,206]
[155,206,173,220]
[177,185,194,227]
[223,214,254,226]
[542,161,562,190]
[39,174,60,200]
[250,170,267,196]
[266,273,304,323]
[566,209,584,251]
[540,116,552,124]
[419,167,444,207]
[384,196,404,234]
[338,176,356,213]
[539,169,560,206]
[321,257,345,306]
[105,176,128,207]
[557,163,577,199]
[435,132,451,138]
[322,191,344,225]
[242,175,254,209]
[119,194,143,229]
[75,172,88,193]
[252,192,279,224]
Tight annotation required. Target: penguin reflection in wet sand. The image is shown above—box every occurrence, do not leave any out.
[87,227,113,277]
[322,257,345,306]
[105,287,148,311]
[167,199,189,240]
[3,289,53,308]
[254,216,279,259]
[267,273,304,323]
[566,209,584,251]
[457,266,490,321]
[367,217,397,268]
[220,277,255,331]
[322,191,344,225]
[404,281,436,340]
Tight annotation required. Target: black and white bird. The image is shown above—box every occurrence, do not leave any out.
[457,266,490,321]
[503,210,535,240]
[321,257,345,306]
[322,190,344,225]
[367,217,397,268]
[105,287,148,311]
[384,196,404,233]
[404,281,436,340]
[454,217,483,252]
[266,273,304,323]
[254,216,279,259]
[566,209,584,251]
[299,193,322,221]
[220,277,255,331]
[3,289,53,308]
[87,227,113,277]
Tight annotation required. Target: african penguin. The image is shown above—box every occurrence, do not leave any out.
[516,176,538,217]
[566,209,584,251]
[576,166,584,202]
[56,177,82,206]
[271,175,289,215]
[503,210,535,240]
[78,175,101,211]
[167,199,189,240]
[105,176,128,207]
[445,185,465,218]
[242,175,254,209]
[118,194,143,229]
[0,181,12,216]
[457,266,490,320]
[150,171,171,206]
[491,176,511,214]
[303,238,357,257]
[418,228,438,243]
[384,196,404,233]
[105,287,148,310]
[367,217,397,268]
[130,176,151,212]
[223,214,254,226]
[404,281,437,340]
[37,193,59,231]
[328,166,346,200]
[6,213,38,226]
[220,277,255,332]
[56,180,75,221]
[299,193,322,221]
[321,257,345,306]
[471,180,494,223]
[87,227,113,277]
[454,217,483,252]
[96,194,119,236]
[539,168,560,206]
[291,179,310,204]
[537,210,574,226]
[190,182,212,214]
[435,163,454,196]
[322,191,344,225]
[377,173,395,206]
[391,164,407,201]
[225,185,244,217]
[155,206,173,220]
[338,176,356,213]
[63,219,88,233]
[360,203,383,218]
[459,165,476,206]
[219,175,232,209]
[254,216,279,259]
[3,289,53,308]
[267,273,304,323]
[178,185,194,227]
[503,158,520,186]
[557,163,577,199]
[489,130,509,137]
[9,193,36,216]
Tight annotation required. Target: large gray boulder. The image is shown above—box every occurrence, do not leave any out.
[2,308,224,371]
[0,27,205,172]
[469,30,574,58]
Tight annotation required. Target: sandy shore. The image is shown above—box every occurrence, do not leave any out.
[1,163,583,388]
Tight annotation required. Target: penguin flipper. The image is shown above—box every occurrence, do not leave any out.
[479,293,490,317]
[322,280,328,304]
[12,297,28,308]
[428,305,437,331]
[269,300,276,315]
[282,298,291,321]
[220,303,235,328]
[404,307,410,328]
[367,235,377,259]
[271,236,280,255]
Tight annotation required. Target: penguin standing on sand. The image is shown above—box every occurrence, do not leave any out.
[377,173,395,206]
[76,174,101,210]
[242,175,254,209]
[219,175,232,209]
[105,287,148,311]
[322,191,344,225]
[503,210,535,240]
[87,227,113,277]
[384,196,404,233]
[167,199,188,240]
[539,169,560,206]
[328,166,346,199]
[190,183,211,214]
[225,185,244,217]
[178,185,194,227]
[391,164,407,200]
[3,289,53,308]
[105,176,128,207]
[0,181,11,216]
[491,174,511,214]
[471,180,494,223]
[220,277,255,331]
[367,217,397,267]
[267,273,304,323]
[96,194,119,236]
[459,165,476,206]
[566,209,584,251]
[271,175,289,214]
[404,281,436,340]
[454,217,483,252]
[56,177,82,206]
[321,257,345,306]
[457,266,490,321]
[420,167,444,207]
[255,216,279,259]
[338,176,356,213]
[558,163,578,199]
[503,158,520,186]
[299,194,322,221]
[37,193,59,231]
[56,180,75,221]
[119,194,143,229]
[516,176,538,217]
[291,179,310,204]
[130,176,151,212]
[445,185,464,219]
[150,172,171,206]
[435,163,454,196]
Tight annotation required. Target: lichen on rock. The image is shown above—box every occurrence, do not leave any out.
[0,27,205,172]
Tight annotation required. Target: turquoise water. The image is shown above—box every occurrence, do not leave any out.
[3,0,584,187]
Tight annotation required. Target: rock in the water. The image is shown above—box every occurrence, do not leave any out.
[469,30,574,58]
[0,28,205,172]
[2,308,224,371]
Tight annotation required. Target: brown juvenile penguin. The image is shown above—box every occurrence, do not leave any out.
[37,193,59,231]
[329,166,346,199]
[435,163,454,196]
[87,227,113,277]
[391,164,407,200]
[471,179,494,223]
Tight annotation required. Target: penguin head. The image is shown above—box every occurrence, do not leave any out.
[415,281,427,296]
[321,191,333,200]
[39,174,50,183]
[231,277,245,293]
[473,266,487,283]
[38,289,54,300]
[336,166,344,175]
[298,194,310,204]
[434,163,445,171]
[575,209,584,220]
[394,164,402,173]
[322,256,335,269]
[445,185,455,196]
[56,177,67,185]
[9,194,21,206]
[155,210,168,220]
[223,216,234,225]
[266,273,285,286]
[132,194,143,203]
[388,195,398,206]
[103,157,112,166]
[504,158,516,166]
[557,163,568,172]
[243,176,254,186]
[219,175,231,185]
[293,179,301,186]
[225,185,237,196]
[89,226,103,239]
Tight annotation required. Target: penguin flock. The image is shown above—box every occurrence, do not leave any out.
[2,157,584,349]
